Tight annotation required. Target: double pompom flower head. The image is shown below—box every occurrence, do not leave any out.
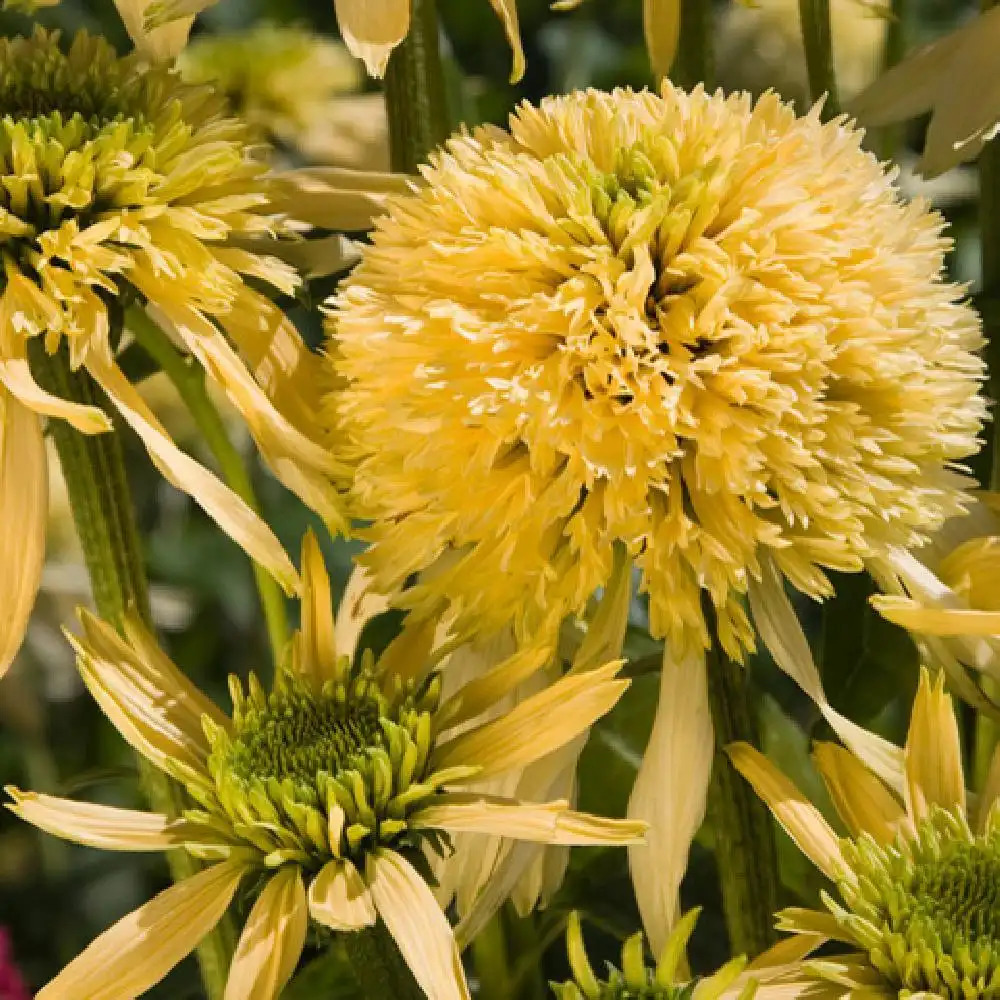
[7,533,644,1000]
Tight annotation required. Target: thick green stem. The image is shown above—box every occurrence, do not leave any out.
[798,0,840,118]
[384,0,450,173]
[343,923,424,1000]
[126,308,289,664]
[29,344,236,999]
[876,0,909,160]
[704,633,780,957]
[670,0,714,90]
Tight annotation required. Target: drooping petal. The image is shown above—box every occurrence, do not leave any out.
[6,790,186,852]
[432,660,627,779]
[811,743,907,845]
[627,646,712,954]
[112,0,195,61]
[269,168,415,229]
[0,355,111,434]
[904,668,966,822]
[224,867,308,1000]
[486,0,526,84]
[333,0,411,79]
[727,743,847,884]
[36,860,246,1000]
[366,850,471,1000]
[334,563,391,662]
[85,354,300,597]
[308,859,377,932]
[297,530,340,688]
[643,0,681,79]
[872,595,1000,637]
[570,550,631,673]
[0,393,46,677]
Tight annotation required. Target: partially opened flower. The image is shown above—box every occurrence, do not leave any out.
[730,669,1000,999]
[326,84,984,945]
[849,6,1000,177]
[0,27,360,678]
[554,909,757,1000]
[7,532,643,1000]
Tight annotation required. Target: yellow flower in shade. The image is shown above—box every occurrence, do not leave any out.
[870,495,1000,713]
[0,28,359,677]
[554,909,758,1000]
[730,668,1000,1000]
[850,7,1000,177]
[7,532,644,1000]
[178,25,389,169]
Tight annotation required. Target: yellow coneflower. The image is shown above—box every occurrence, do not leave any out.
[325,83,985,949]
[731,669,1000,1000]
[7,532,643,1000]
[0,27,360,677]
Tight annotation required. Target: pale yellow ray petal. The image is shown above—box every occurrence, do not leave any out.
[811,742,907,845]
[224,867,308,1000]
[377,613,440,688]
[432,661,627,779]
[553,810,647,846]
[6,789,186,852]
[628,646,712,955]
[334,0,411,78]
[334,563,391,663]
[0,355,111,434]
[643,0,681,79]
[977,739,1000,833]
[36,860,246,1000]
[113,0,193,60]
[366,850,471,1000]
[0,393,45,677]
[84,355,300,597]
[571,550,631,673]
[308,859,377,931]
[67,610,215,780]
[298,530,340,687]
[268,168,416,230]
[904,669,966,822]
[727,743,847,883]
[872,595,1000,637]
[486,0,526,83]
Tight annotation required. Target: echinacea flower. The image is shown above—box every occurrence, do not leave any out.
[325,83,985,945]
[850,6,1000,177]
[0,27,358,678]
[554,909,757,1000]
[7,532,643,1000]
[730,668,1000,1000]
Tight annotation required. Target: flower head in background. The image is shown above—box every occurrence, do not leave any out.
[0,27,357,678]
[850,6,1000,177]
[731,669,1000,999]
[554,909,757,1000]
[7,532,643,1000]
[178,24,389,169]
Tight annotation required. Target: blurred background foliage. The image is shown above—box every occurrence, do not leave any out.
[0,0,987,996]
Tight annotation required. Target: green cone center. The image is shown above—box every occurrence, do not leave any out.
[907,850,1000,945]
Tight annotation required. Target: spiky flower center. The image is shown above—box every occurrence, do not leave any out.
[830,810,1000,999]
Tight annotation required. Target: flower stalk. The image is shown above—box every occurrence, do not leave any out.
[27,342,236,1000]
[798,0,841,118]
[704,617,779,956]
[671,0,715,90]
[384,0,450,172]
[343,923,426,1000]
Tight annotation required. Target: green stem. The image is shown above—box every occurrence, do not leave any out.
[343,923,424,1000]
[126,307,290,664]
[670,0,714,90]
[876,0,909,160]
[704,627,780,957]
[28,343,236,1000]
[798,0,840,118]
[384,0,450,173]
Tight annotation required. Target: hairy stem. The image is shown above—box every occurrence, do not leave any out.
[343,923,424,1000]
[671,0,714,90]
[29,343,236,1000]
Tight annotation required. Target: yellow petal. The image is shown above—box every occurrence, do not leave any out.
[0,393,45,676]
[366,850,471,1000]
[0,355,111,434]
[872,595,1000,637]
[67,610,219,781]
[413,795,563,840]
[904,668,966,822]
[811,742,906,845]
[84,355,300,597]
[113,0,194,60]
[377,613,440,688]
[334,0,411,78]
[628,646,712,954]
[486,0,527,84]
[298,530,340,688]
[36,860,246,1000]
[269,167,415,229]
[571,550,631,673]
[643,0,680,79]
[6,789,185,852]
[334,563,391,663]
[433,660,627,779]
[727,743,847,884]
[225,867,308,1000]
[308,859,377,931]
[977,739,1000,833]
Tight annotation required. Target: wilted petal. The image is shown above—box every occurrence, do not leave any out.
[334,0,411,79]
